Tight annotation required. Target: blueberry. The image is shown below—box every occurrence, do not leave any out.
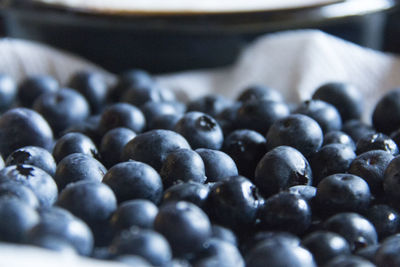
[162,181,209,208]
[355,132,399,155]
[68,71,108,114]
[154,201,212,257]
[372,88,400,135]
[56,180,117,245]
[324,255,375,267]
[62,116,102,146]
[121,129,191,171]
[315,174,371,216]
[236,99,290,134]
[302,231,351,265]
[237,84,283,103]
[287,185,317,203]
[99,103,146,134]
[310,143,356,185]
[349,150,394,197]
[27,207,94,256]
[188,94,232,118]
[110,199,158,233]
[205,176,262,231]
[196,148,238,182]
[52,132,99,163]
[33,88,90,136]
[0,198,39,243]
[215,102,241,136]
[102,161,163,204]
[294,99,342,134]
[0,164,57,207]
[375,235,400,266]
[159,148,207,187]
[174,112,224,150]
[322,130,356,150]
[312,82,363,122]
[17,75,58,108]
[355,244,381,263]
[0,74,17,111]
[6,146,56,177]
[211,225,238,247]
[258,192,312,235]
[323,212,378,251]
[121,82,166,107]
[54,153,106,191]
[109,227,172,266]
[241,231,301,254]
[148,113,182,131]
[99,127,136,168]
[245,239,316,267]
[255,146,312,197]
[366,204,400,240]
[141,101,185,127]
[28,235,77,254]
[107,69,153,103]
[0,108,53,158]
[193,238,245,267]
[0,181,39,208]
[383,156,400,207]
[266,114,323,158]
[342,119,376,143]
[222,129,267,179]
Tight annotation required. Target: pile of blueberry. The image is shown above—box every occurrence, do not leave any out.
[1,69,400,267]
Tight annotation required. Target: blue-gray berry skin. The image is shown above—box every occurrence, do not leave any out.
[266,114,323,158]
[102,161,163,204]
[294,99,342,134]
[312,82,363,122]
[323,212,378,251]
[255,146,312,198]
[121,129,191,171]
[6,146,57,177]
[154,201,212,257]
[0,108,53,158]
[245,239,316,267]
[349,150,394,197]
[0,164,58,207]
[315,174,371,216]
[196,148,238,183]
[174,111,224,150]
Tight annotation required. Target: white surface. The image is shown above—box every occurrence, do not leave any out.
[0,30,400,123]
[33,0,339,13]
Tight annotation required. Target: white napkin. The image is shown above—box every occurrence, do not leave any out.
[0,29,399,122]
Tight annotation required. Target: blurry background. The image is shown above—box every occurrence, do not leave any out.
[0,0,398,73]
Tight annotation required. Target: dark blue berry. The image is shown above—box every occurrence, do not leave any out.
[222,129,267,179]
[159,149,206,187]
[312,82,363,122]
[99,103,146,134]
[0,108,53,158]
[154,201,212,257]
[17,75,58,108]
[355,132,399,155]
[33,88,90,136]
[52,132,99,163]
[255,146,312,197]
[6,146,56,177]
[266,114,323,158]
[162,181,209,208]
[102,161,163,204]
[237,84,283,103]
[258,192,312,235]
[174,112,223,150]
[196,148,238,182]
[121,129,190,171]
[0,74,17,111]
[54,153,106,191]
